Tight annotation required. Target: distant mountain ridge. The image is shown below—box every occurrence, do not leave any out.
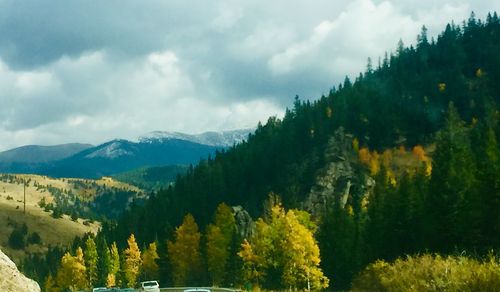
[0,129,253,178]
[138,128,253,147]
[0,143,92,164]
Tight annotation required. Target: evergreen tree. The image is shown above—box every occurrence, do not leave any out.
[427,104,477,251]
[97,237,112,286]
[84,237,98,287]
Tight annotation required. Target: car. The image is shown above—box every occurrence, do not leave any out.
[92,288,108,292]
[140,280,160,292]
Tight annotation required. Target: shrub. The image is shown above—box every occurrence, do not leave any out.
[351,254,500,292]
[27,232,42,245]
[8,229,25,249]
[51,207,62,219]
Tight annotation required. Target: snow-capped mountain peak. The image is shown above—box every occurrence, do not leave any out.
[138,129,253,147]
[85,140,134,159]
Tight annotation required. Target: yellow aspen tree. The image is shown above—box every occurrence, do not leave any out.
[369,151,380,175]
[44,274,58,292]
[282,209,329,290]
[238,238,265,286]
[412,145,427,161]
[167,213,202,286]
[123,234,142,287]
[107,242,120,287]
[239,202,329,291]
[106,273,116,288]
[358,147,371,165]
[142,242,160,280]
[56,248,87,291]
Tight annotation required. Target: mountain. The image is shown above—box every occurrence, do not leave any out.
[42,139,220,178]
[138,128,253,147]
[0,144,92,173]
[0,129,252,179]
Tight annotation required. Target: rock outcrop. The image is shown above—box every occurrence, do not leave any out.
[0,248,40,292]
[304,128,373,216]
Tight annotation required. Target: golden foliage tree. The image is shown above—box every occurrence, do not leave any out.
[56,248,87,291]
[44,274,57,292]
[239,202,329,290]
[107,242,120,287]
[123,234,142,287]
[142,242,160,280]
[167,213,202,286]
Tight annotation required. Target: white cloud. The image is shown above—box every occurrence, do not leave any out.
[268,0,419,77]
[0,0,498,150]
[0,50,282,150]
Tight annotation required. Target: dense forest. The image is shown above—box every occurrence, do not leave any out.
[24,12,500,291]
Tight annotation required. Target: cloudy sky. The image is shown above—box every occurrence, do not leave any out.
[0,0,498,150]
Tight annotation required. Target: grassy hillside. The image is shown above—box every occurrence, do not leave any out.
[0,174,142,263]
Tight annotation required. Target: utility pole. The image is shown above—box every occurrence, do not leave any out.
[23,178,26,215]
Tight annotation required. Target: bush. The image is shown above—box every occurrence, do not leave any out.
[27,232,42,245]
[8,229,25,249]
[51,207,62,218]
[351,254,500,292]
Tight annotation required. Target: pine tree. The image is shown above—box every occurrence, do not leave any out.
[97,238,112,286]
[167,213,202,286]
[427,104,477,251]
[84,237,98,287]
[123,234,142,287]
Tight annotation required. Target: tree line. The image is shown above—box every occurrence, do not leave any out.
[42,202,327,291]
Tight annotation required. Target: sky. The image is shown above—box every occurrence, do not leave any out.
[0,0,498,150]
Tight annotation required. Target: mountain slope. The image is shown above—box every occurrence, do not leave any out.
[113,164,189,191]
[139,129,253,147]
[0,144,92,173]
[99,14,500,286]
[43,139,220,178]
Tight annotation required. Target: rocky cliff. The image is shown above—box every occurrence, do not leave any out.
[0,248,40,292]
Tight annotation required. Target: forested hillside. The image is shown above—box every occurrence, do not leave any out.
[27,13,500,291]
